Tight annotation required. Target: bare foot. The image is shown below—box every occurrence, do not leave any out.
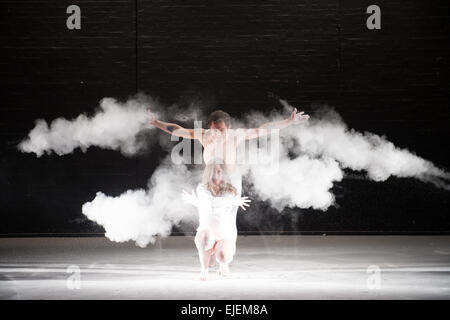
[218,264,232,278]
[199,269,208,281]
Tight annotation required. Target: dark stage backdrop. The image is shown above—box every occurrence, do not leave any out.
[1,0,449,235]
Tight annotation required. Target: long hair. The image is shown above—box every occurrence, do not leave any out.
[202,162,237,196]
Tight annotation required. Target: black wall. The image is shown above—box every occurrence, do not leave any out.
[1,0,449,234]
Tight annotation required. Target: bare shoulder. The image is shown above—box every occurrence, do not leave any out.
[228,128,247,142]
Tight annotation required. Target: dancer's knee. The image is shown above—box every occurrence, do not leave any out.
[195,229,212,250]
[217,251,233,264]
[217,244,235,264]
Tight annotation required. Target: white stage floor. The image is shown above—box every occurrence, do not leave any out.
[1,235,449,299]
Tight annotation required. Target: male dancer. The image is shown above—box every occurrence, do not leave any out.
[148,107,310,174]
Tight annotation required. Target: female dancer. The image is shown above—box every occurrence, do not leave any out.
[182,162,251,280]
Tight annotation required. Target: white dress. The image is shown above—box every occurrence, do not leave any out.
[195,184,240,242]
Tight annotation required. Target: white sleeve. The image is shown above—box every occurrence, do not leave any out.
[196,184,211,200]
[196,184,215,208]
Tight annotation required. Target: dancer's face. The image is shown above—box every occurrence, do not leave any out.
[212,165,223,185]
[209,121,229,138]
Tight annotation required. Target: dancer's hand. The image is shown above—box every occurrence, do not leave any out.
[147,109,157,125]
[181,189,199,207]
[237,196,251,211]
[290,108,309,124]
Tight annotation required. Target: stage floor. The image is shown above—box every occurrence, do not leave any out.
[1,235,449,299]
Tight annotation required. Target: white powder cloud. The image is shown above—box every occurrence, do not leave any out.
[18,97,154,156]
[19,95,450,247]
[82,159,201,247]
[289,108,450,188]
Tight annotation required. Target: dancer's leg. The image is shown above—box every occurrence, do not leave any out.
[194,228,215,280]
[215,238,237,277]
[209,251,217,267]
[221,168,240,276]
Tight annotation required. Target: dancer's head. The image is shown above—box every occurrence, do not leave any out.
[202,161,237,196]
[207,110,231,137]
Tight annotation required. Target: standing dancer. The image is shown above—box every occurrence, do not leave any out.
[182,161,251,280]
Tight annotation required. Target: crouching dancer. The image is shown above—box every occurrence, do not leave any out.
[182,162,251,280]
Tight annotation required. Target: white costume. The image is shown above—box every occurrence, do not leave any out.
[195,183,240,241]
[184,183,242,253]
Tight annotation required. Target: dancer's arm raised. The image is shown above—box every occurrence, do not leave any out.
[148,110,204,140]
[242,108,309,140]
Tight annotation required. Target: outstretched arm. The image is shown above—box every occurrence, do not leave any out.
[212,196,251,211]
[243,108,310,140]
[148,110,204,140]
